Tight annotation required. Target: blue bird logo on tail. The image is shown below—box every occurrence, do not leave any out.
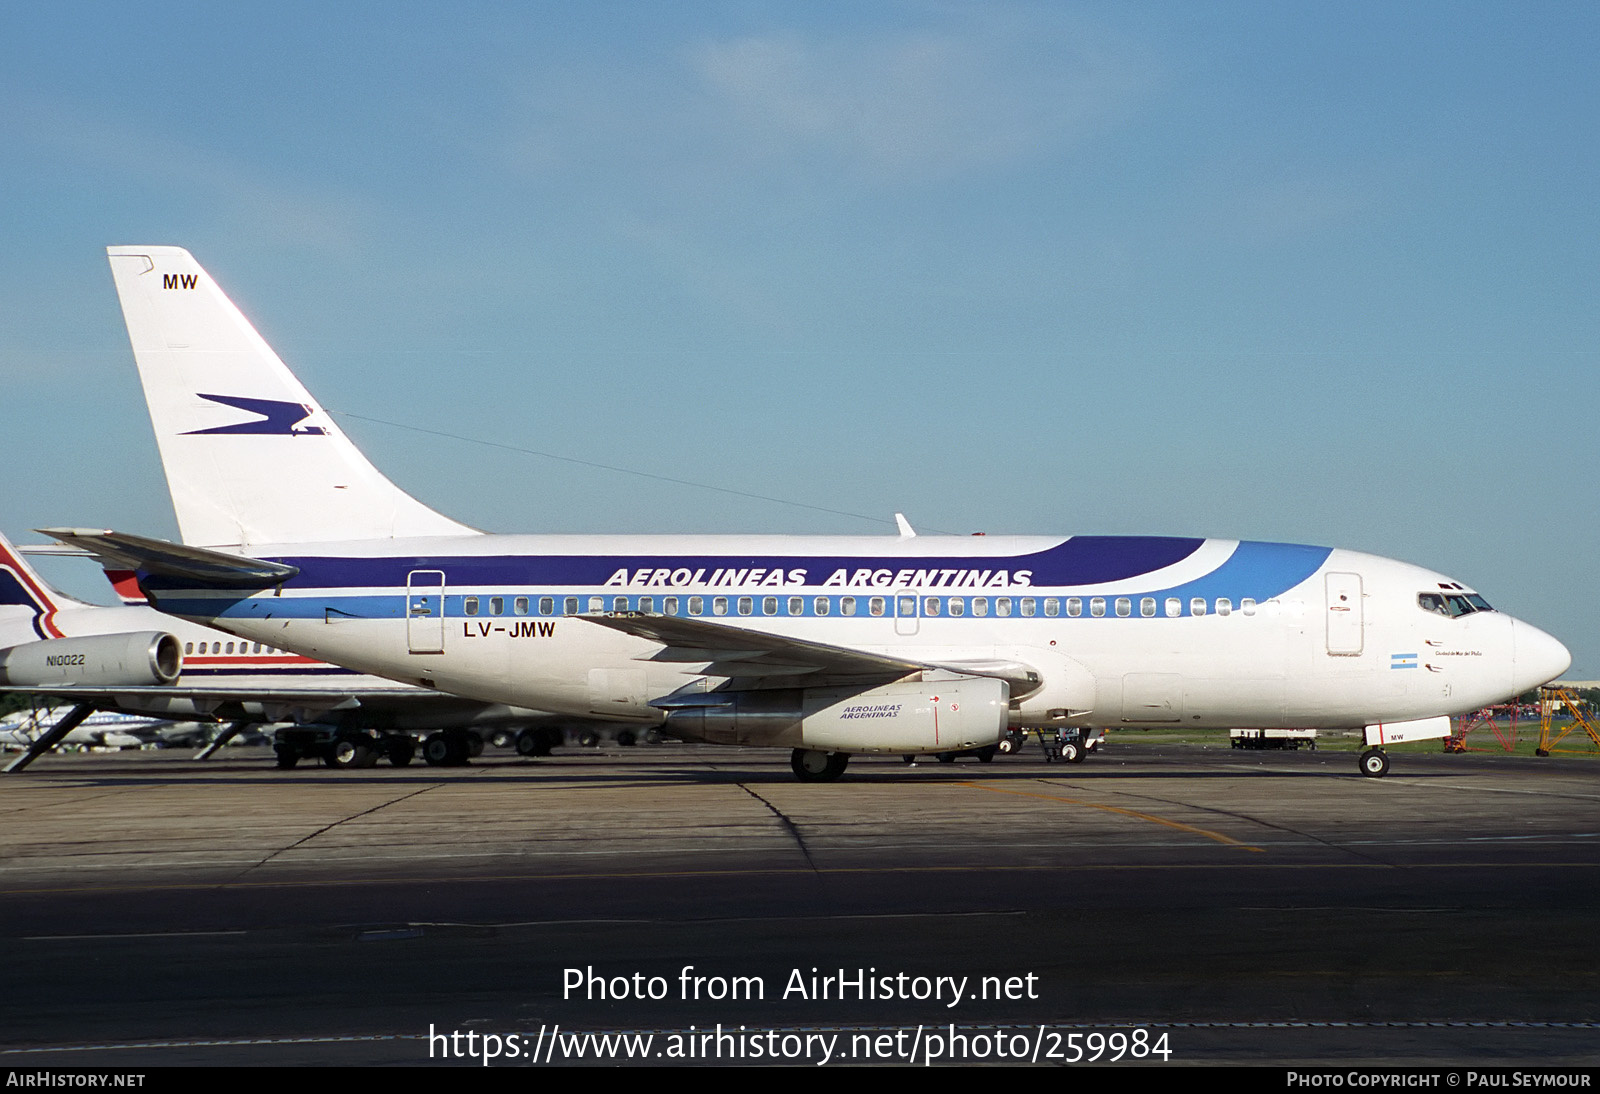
[181,393,327,436]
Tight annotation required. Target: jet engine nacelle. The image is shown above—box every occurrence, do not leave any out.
[664,677,1009,753]
[0,632,182,687]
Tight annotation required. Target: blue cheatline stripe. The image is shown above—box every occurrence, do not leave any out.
[151,541,1331,624]
[152,536,1210,592]
[1136,541,1330,610]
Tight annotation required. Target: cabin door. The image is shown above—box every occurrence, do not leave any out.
[1324,572,1364,656]
[407,569,446,654]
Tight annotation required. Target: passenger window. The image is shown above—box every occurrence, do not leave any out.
[898,595,916,617]
[972,597,988,617]
[1217,597,1232,617]
[815,597,830,616]
[841,596,857,616]
[1065,597,1081,617]
[763,597,778,616]
[539,597,554,615]
[639,596,654,614]
[737,596,752,616]
[923,597,941,617]
[689,596,704,616]
[1165,598,1181,618]
[1241,598,1256,616]
[1190,597,1206,617]
[1090,598,1106,618]
[226,642,235,654]
[664,597,679,615]
[564,597,578,615]
[869,597,886,617]
[1044,598,1059,617]
[464,596,480,616]
[1141,598,1156,617]
[1021,598,1036,617]
[713,597,729,616]
[949,598,965,618]
[588,596,604,613]
[514,597,529,616]
[996,597,1012,617]
[184,642,193,655]
[490,596,504,616]
[788,596,804,615]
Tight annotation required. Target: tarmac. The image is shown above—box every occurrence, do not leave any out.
[0,739,1595,1066]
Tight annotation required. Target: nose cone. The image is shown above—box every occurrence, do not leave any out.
[1511,618,1572,695]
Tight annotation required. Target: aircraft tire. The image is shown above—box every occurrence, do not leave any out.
[996,736,1018,755]
[274,743,299,769]
[422,733,454,766]
[1359,748,1390,778]
[515,729,542,757]
[465,732,484,758]
[387,737,415,766]
[1067,741,1089,763]
[616,730,636,747]
[331,737,378,769]
[791,748,848,782]
[1060,740,1081,763]
[936,751,957,764]
[578,731,600,747]
[975,745,997,763]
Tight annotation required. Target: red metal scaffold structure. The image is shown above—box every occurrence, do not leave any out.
[1445,702,1522,753]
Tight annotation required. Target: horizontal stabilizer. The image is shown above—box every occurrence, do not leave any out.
[37,529,297,587]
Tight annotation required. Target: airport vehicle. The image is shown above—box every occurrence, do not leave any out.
[1229,727,1318,750]
[51,246,1571,782]
[0,529,568,770]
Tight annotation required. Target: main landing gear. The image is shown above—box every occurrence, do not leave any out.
[421,729,483,766]
[790,748,850,782]
[1359,747,1390,779]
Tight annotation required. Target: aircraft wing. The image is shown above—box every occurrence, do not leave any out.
[0,683,412,721]
[579,613,1040,694]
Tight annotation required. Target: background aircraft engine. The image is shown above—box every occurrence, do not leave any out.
[663,677,1009,753]
[0,631,182,687]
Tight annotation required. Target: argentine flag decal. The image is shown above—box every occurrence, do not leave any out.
[1390,652,1419,670]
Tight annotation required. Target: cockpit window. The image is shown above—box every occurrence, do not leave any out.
[1418,592,1494,618]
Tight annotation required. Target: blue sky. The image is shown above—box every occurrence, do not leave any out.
[3,3,1596,675]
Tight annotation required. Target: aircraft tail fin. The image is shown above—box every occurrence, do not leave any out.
[106,246,479,547]
[0,530,84,642]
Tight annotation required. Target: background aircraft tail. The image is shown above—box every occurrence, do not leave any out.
[0,530,84,643]
[106,246,478,547]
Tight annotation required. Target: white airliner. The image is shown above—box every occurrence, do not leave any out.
[0,529,570,770]
[46,246,1571,781]
[0,706,184,751]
